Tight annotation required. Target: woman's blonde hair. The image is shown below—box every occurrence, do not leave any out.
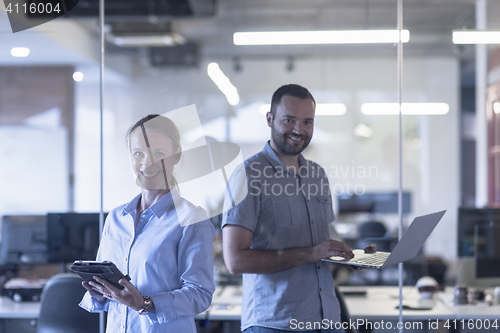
[126,114,181,189]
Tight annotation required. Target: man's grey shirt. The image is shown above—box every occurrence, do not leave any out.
[222,142,341,331]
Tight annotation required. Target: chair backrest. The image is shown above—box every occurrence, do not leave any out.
[37,273,99,333]
[357,221,393,252]
[335,287,354,333]
[359,221,387,238]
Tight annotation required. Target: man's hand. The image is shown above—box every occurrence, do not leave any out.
[363,244,377,253]
[223,225,354,274]
[87,276,149,312]
[310,239,354,262]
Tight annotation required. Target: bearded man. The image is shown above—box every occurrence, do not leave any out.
[222,84,353,333]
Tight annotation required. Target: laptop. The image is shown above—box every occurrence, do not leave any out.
[322,210,446,269]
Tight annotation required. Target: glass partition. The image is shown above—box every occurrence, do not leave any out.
[0,4,100,274]
[3,0,500,331]
[0,0,464,277]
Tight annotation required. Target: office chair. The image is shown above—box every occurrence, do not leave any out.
[37,273,100,333]
[335,287,373,333]
[335,287,353,333]
[359,221,387,238]
[356,221,393,252]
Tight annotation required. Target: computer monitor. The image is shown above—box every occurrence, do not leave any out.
[475,222,500,278]
[457,207,500,257]
[0,215,48,265]
[47,213,106,263]
[337,191,411,215]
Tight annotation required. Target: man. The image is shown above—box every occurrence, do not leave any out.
[222,84,354,333]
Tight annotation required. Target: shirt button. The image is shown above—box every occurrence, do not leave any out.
[317,265,321,269]
[311,220,314,224]
[125,258,128,261]
[319,288,322,292]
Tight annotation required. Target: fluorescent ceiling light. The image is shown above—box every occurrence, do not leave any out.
[453,30,500,44]
[207,63,240,106]
[494,102,500,114]
[73,72,84,82]
[316,103,347,115]
[259,103,346,115]
[106,33,186,47]
[354,123,373,138]
[361,103,450,115]
[10,47,30,57]
[234,30,410,45]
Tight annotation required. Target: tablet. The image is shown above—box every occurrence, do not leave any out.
[70,260,131,291]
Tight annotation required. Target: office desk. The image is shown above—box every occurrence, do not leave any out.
[205,285,500,333]
[341,286,455,321]
[203,285,242,321]
[438,289,500,320]
[205,286,456,322]
[0,297,39,333]
[1,287,498,332]
[3,286,497,322]
[0,297,39,319]
[341,287,500,332]
[0,296,213,321]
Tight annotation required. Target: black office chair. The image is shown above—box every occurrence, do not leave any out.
[37,273,100,333]
[359,221,387,238]
[356,221,393,252]
[335,287,373,333]
[335,287,354,333]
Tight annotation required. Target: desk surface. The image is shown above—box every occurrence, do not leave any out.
[0,297,39,319]
[438,290,500,320]
[341,286,455,321]
[1,286,499,322]
[205,285,500,322]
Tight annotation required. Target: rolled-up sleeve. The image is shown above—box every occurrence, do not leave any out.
[79,292,109,313]
[222,165,260,233]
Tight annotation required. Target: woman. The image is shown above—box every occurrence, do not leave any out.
[80,114,215,333]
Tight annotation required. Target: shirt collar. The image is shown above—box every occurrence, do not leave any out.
[262,141,308,174]
[122,188,179,218]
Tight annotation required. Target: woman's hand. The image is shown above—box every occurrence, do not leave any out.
[88,276,147,312]
[82,281,107,303]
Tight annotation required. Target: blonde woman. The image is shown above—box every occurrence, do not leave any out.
[80,114,215,333]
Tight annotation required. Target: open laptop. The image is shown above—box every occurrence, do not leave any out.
[322,210,446,269]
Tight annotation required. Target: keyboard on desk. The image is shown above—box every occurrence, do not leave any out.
[349,252,390,266]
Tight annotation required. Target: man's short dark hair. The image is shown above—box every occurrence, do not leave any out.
[269,84,316,117]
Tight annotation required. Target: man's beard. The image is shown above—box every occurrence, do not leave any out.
[271,125,311,155]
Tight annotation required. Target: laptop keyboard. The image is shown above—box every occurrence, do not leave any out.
[349,252,390,266]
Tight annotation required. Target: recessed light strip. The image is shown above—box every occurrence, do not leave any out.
[106,33,186,47]
[259,103,346,116]
[452,30,500,44]
[10,47,30,57]
[234,30,410,45]
[207,63,240,106]
[361,103,450,115]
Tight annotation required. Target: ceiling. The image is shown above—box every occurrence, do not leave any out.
[72,0,484,54]
[175,0,480,58]
[2,0,500,78]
